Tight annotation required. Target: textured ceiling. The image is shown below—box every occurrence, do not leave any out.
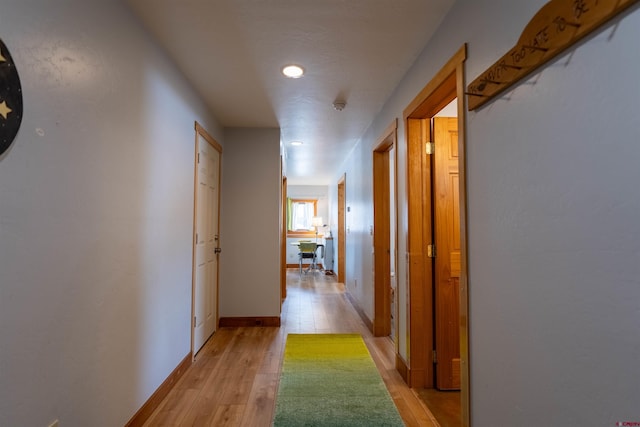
[125,0,454,184]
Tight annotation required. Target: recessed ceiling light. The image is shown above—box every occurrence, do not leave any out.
[282,65,304,79]
[291,141,303,146]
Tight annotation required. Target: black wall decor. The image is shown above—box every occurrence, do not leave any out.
[0,38,23,156]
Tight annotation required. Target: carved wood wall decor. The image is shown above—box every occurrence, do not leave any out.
[467,0,639,111]
[0,38,23,156]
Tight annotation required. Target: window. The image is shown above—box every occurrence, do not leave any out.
[287,199,317,236]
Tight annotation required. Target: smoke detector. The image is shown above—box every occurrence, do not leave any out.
[332,101,346,111]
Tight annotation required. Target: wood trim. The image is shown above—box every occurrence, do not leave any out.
[406,117,433,388]
[286,232,324,238]
[345,291,374,333]
[286,263,324,269]
[391,125,400,356]
[373,150,391,336]
[191,125,200,363]
[395,353,409,384]
[337,175,346,284]
[372,118,397,337]
[456,48,471,427]
[403,46,466,120]
[281,175,287,301]
[194,121,222,153]
[125,352,192,427]
[403,44,470,426]
[377,118,398,148]
[218,317,281,327]
[286,199,318,234]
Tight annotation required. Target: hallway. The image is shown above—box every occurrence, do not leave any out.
[142,269,439,426]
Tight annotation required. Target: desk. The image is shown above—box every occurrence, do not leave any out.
[291,242,324,272]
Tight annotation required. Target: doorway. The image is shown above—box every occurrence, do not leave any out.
[403,45,469,426]
[192,122,222,357]
[373,119,398,344]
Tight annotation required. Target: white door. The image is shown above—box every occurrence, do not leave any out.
[193,130,221,355]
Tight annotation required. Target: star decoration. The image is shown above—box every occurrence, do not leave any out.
[0,100,12,119]
[0,52,5,63]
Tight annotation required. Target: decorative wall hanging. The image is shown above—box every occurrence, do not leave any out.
[466,0,640,110]
[0,38,23,156]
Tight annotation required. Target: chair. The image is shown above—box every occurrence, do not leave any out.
[298,242,317,274]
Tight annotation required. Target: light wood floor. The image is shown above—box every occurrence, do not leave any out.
[143,269,440,426]
[413,389,461,427]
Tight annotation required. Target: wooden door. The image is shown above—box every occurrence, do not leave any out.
[193,130,221,355]
[433,116,461,390]
[373,148,391,337]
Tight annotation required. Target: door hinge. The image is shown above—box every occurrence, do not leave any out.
[433,350,437,364]
[197,152,200,163]
[427,244,436,258]
[195,233,198,244]
[425,142,435,155]
[194,316,197,327]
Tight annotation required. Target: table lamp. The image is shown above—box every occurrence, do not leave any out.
[311,216,324,243]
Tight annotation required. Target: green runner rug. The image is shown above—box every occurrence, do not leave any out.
[273,333,405,426]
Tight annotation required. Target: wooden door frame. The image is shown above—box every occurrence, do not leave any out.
[372,119,398,338]
[192,121,223,360]
[337,175,346,285]
[281,174,287,302]
[403,45,470,426]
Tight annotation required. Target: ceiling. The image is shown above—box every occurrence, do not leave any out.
[125,0,455,185]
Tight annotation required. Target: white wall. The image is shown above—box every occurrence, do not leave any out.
[335,0,640,424]
[340,141,376,321]
[287,185,329,218]
[0,1,222,426]
[464,4,640,424]
[219,128,281,318]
